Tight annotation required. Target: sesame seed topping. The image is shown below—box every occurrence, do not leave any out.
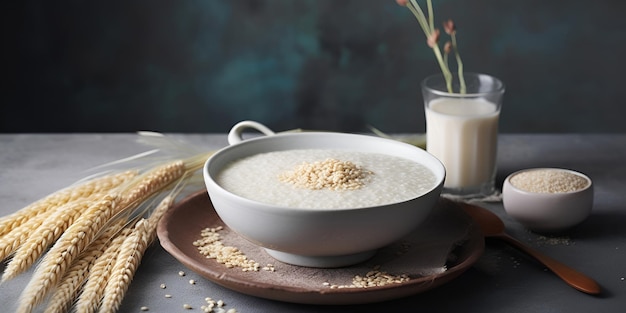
[278,158,373,191]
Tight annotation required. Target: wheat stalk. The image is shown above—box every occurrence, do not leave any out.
[118,160,185,209]
[44,219,127,313]
[0,209,52,263]
[2,197,94,282]
[0,128,216,313]
[145,195,174,241]
[15,194,119,313]
[76,195,174,313]
[0,170,137,238]
[16,160,185,313]
[73,222,134,313]
[98,219,150,313]
[0,171,136,262]
[98,196,174,313]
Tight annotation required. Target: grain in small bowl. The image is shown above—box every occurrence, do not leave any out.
[502,168,593,233]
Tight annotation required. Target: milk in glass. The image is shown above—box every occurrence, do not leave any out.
[425,98,499,190]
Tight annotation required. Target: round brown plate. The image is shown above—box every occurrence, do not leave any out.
[157,190,484,305]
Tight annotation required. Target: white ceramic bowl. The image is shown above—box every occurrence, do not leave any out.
[502,168,593,233]
[203,121,445,267]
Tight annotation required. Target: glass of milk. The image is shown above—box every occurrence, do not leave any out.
[422,72,505,199]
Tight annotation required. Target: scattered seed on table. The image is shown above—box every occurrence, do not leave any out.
[189,279,196,285]
[164,294,172,298]
[140,306,149,311]
[183,303,192,309]
[160,283,166,289]
[179,270,186,276]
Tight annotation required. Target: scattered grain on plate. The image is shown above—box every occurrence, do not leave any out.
[164,294,172,298]
[278,158,373,191]
[183,303,193,309]
[510,169,589,193]
[179,270,186,276]
[352,270,410,288]
[324,269,410,289]
[189,279,196,285]
[140,306,149,311]
[160,283,166,289]
[193,226,262,272]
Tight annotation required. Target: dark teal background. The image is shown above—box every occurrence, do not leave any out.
[3,0,626,133]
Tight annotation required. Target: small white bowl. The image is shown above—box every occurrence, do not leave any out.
[502,168,593,233]
[203,121,445,268]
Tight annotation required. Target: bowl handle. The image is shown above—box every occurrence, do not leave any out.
[227,120,276,145]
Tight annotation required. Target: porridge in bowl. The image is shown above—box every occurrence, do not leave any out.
[215,149,438,209]
[203,121,445,267]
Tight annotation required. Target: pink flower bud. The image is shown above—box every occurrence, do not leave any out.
[396,0,408,6]
[444,41,452,54]
[443,19,456,35]
[427,29,440,48]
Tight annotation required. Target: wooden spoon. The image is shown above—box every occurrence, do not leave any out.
[460,202,601,295]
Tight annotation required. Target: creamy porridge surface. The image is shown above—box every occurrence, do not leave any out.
[215,149,437,209]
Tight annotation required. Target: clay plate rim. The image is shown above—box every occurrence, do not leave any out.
[157,190,484,305]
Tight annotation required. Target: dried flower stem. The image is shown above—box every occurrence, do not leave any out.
[400,0,465,93]
[447,20,466,93]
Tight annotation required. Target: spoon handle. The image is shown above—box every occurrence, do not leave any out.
[499,233,601,295]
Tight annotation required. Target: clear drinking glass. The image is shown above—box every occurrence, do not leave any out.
[422,72,505,199]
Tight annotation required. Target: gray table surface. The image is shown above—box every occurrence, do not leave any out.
[1,133,625,313]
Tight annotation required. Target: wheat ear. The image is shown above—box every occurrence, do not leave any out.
[76,195,173,313]
[74,223,134,313]
[16,194,118,313]
[0,208,52,263]
[2,198,94,282]
[15,161,184,313]
[44,219,127,313]
[145,195,174,241]
[0,170,137,238]
[98,219,150,313]
[118,160,185,209]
